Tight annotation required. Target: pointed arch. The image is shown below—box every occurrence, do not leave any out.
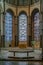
[19,11,27,16]
[6,9,14,15]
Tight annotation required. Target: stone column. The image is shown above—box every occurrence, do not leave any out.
[0,8,1,47]
[41,14,43,60]
[40,0,43,60]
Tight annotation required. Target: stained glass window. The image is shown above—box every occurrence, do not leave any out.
[34,12,40,41]
[19,14,27,41]
[5,12,12,42]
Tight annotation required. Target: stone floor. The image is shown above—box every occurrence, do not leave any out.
[0,61,43,65]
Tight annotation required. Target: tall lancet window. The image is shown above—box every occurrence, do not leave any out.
[19,13,27,41]
[34,12,40,41]
[5,12,12,42]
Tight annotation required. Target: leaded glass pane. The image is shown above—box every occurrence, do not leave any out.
[5,12,12,42]
[34,12,40,41]
[19,14,27,41]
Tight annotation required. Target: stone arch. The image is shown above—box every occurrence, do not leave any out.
[6,8,14,16]
[18,11,27,16]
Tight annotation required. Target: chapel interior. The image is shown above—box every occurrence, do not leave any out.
[0,0,42,49]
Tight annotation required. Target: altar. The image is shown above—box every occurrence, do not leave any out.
[8,47,34,58]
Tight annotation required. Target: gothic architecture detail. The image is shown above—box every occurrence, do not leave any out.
[0,0,40,48]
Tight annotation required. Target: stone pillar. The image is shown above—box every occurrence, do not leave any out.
[41,14,43,60]
[15,16,19,47]
[27,15,32,47]
[40,0,43,60]
[39,12,43,60]
[0,9,1,47]
[12,16,15,47]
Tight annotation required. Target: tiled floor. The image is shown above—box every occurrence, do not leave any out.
[0,61,43,65]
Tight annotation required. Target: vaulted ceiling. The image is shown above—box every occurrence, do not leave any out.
[0,0,40,6]
[5,0,31,5]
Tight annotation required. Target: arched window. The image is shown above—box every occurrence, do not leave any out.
[5,12,12,42]
[34,12,40,41]
[19,13,27,41]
